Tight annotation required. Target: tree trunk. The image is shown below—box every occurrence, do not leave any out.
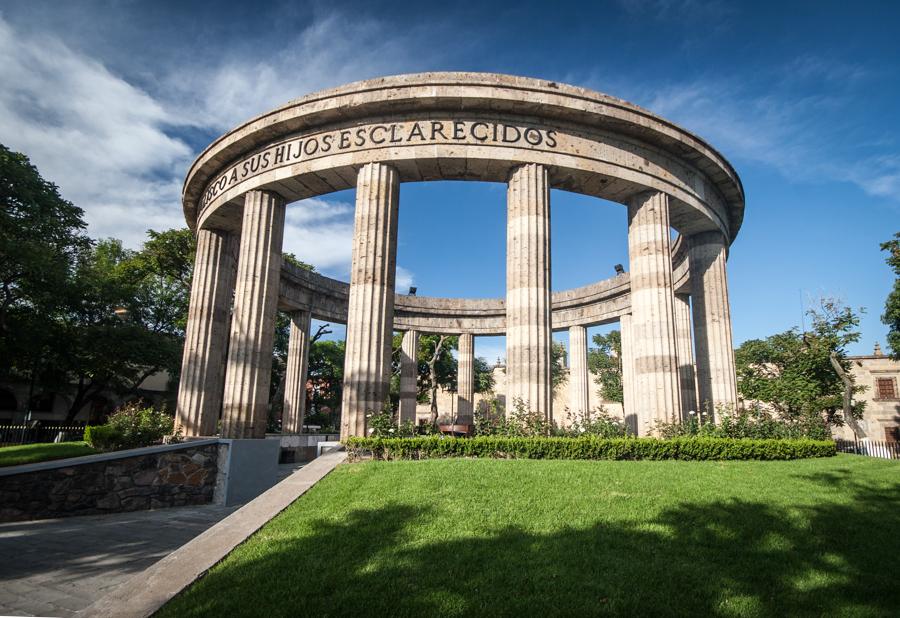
[427,335,447,425]
[829,352,863,438]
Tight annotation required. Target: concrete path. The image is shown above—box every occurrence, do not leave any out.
[86,450,346,618]
[0,504,238,617]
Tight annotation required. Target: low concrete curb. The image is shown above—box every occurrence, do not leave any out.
[81,448,348,618]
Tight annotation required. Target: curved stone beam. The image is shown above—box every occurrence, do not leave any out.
[183,73,744,245]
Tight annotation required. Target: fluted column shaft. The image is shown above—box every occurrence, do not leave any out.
[506,163,553,419]
[341,163,400,439]
[619,314,637,434]
[175,228,239,436]
[689,231,738,414]
[282,310,311,434]
[568,325,589,416]
[457,333,475,424]
[627,191,681,434]
[674,293,698,418]
[220,190,286,439]
[222,191,284,438]
[399,329,419,424]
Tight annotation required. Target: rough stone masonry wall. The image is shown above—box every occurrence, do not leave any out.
[0,443,218,522]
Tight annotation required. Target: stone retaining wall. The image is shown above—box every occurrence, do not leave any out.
[0,442,218,522]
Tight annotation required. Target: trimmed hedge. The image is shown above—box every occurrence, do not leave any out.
[345,436,837,462]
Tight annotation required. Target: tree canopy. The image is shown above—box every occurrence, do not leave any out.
[881,232,900,359]
[587,330,623,403]
[735,298,865,427]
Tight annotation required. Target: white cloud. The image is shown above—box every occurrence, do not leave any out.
[0,11,442,251]
[282,198,355,274]
[0,16,191,247]
[395,266,415,292]
[588,66,899,203]
[166,13,440,132]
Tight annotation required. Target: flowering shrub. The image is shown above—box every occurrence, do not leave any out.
[84,402,179,451]
[474,398,554,437]
[654,406,830,440]
[366,407,417,437]
[560,407,631,438]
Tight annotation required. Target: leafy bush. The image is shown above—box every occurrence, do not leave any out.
[345,435,836,462]
[654,406,830,441]
[474,398,554,437]
[560,407,631,438]
[366,408,418,438]
[84,402,178,451]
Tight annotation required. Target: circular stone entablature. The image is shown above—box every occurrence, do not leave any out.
[183,72,744,245]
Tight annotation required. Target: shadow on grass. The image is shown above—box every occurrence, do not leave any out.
[162,477,900,617]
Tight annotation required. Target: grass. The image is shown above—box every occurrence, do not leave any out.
[160,455,900,617]
[0,441,98,468]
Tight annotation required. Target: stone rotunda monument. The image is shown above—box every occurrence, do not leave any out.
[173,72,744,441]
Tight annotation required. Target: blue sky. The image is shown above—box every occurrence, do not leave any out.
[1,0,897,362]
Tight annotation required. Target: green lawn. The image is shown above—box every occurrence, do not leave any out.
[161,455,900,617]
[0,441,98,467]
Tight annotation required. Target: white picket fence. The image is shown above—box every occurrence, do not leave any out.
[835,439,900,460]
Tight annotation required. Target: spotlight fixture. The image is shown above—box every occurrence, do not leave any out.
[408,286,417,296]
[614,264,625,275]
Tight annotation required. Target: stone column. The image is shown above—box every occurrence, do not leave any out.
[220,190,286,439]
[506,163,553,420]
[457,333,475,424]
[689,231,738,415]
[175,228,239,437]
[282,310,311,434]
[627,191,681,434]
[674,293,698,418]
[399,329,419,425]
[619,313,637,434]
[341,162,400,439]
[568,325,589,417]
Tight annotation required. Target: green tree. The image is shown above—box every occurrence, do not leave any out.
[306,339,345,428]
[551,341,568,393]
[46,238,187,420]
[587,330,623,403]
[0,144,89,385]
[735,298,865,428]
[881,232,900,359]
[473,357,496,394]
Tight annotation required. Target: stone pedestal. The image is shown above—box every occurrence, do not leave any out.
[213,438,281,506]
[506,163,553,419]
[282,310,311,434]
[689,231,738,415]
[627,191,681,434]
[175,228,239,437]
[568,325,589,417]
[341,163,400,439]
[457,333,475,424]
[220,190,286,439]
[619,313,637,434]
[399,329,419,424]
[674,293,698,418]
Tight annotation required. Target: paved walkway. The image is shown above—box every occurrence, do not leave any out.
[0,504,238,617]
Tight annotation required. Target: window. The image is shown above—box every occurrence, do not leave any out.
[875,377,898,400]
[885,427,900,443]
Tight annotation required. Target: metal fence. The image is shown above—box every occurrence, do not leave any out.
[0,424,87,447]
[835,439,900,460]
